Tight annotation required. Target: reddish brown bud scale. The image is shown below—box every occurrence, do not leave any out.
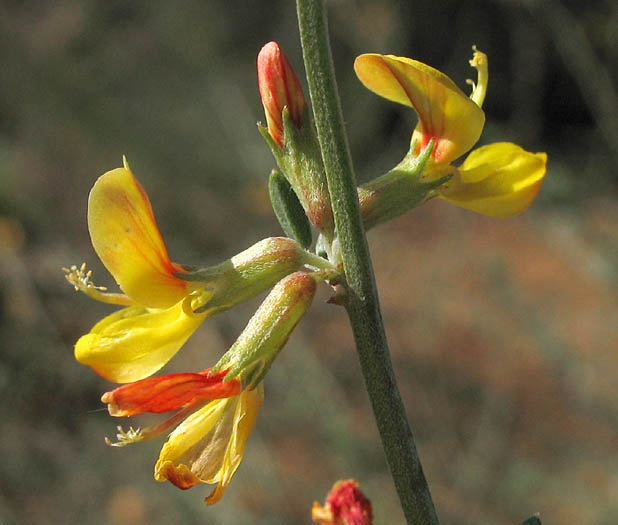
[257,41,306,147]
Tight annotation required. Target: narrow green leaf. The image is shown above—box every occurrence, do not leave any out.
[268,169,313,248]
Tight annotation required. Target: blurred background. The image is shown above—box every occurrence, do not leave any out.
[1,1,616,523]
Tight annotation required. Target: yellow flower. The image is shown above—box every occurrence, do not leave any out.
[66,160,320,383]
[354,48,547,217]
[154,383,263,505]
[66,159,208,383]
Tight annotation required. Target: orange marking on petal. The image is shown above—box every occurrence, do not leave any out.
[158,461,201,490]
[354,54,485,164]
[102,368,242,417]
[88,166,194,308]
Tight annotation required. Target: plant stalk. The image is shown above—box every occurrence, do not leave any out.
[296,0,439,523]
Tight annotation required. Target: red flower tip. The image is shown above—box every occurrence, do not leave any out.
[101,368,241,417]
[312,479,373,525]
[257,41,306,147]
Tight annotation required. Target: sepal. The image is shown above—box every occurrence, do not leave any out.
[212,271,328,389]
[358,139,450,229]
[175,237,336,315]
[175,237,305,315]
[259,106,334,237]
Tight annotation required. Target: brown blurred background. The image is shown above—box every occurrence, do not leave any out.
[1,1,616,524]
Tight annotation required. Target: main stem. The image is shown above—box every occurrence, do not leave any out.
[296,1,439,523]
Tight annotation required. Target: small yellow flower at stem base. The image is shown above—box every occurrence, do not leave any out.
[154,383,264,505]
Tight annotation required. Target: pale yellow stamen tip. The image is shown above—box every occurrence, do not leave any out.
[63,263,133,306]
[63,263,108,292]
[469,45,487,68]
[467,45,488,108]
[105,425,144,447]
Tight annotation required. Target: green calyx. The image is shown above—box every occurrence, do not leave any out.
[259,106,334,238]
[212,271,325,389]
[358,139,451,230]
[176,237,336,315]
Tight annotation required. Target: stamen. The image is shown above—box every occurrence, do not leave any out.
[105,425,144,447]
[63,263,133,306]
[467,45,488,108]
[104,399,212,447]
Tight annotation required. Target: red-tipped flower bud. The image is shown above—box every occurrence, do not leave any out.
[258,41,306,147]
[312,479,373,525]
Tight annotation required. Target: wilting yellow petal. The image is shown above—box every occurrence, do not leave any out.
[88,163,194,309]
[354,54,485,164]
[74,295,208,383]
[154,385,263,504]
[440,142,547,217]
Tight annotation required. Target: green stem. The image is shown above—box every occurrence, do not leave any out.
[296,1,439,523]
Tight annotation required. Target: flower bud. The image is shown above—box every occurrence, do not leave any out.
[258,41,306,147]
[312,479,373,525]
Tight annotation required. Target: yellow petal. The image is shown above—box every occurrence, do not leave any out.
[88,163,193,309]
[74,296,207,383]
[154,385,263,504]
[439,142,547,217]
[354,54,485,164]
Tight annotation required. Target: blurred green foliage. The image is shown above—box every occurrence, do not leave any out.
[0,1,616,524]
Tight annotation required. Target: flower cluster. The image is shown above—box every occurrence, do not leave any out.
[65,40,546,509]
[65,156,335,503]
